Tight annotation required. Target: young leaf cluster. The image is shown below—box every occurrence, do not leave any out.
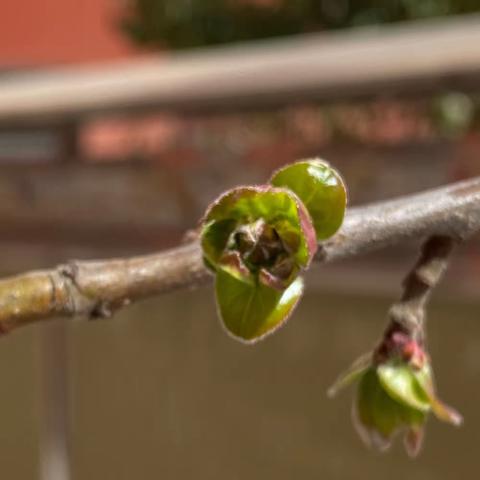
[329,331,462,456]
[200,159,346,343]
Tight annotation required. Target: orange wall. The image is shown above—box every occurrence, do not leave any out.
[0,0,139,67]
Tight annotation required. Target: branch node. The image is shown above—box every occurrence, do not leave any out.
[89,302,114,320]
[56,262,98,318]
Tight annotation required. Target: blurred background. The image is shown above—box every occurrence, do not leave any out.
[0,1,480,479]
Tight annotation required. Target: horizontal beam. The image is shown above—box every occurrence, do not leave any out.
[2,16,480,125]
[0,176,478,334]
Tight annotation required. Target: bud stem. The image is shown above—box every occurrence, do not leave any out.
[387,235,455,342]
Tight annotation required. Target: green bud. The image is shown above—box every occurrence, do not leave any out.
[330,355,462,457]
[200,185,316,342]
[354,366,427,456]
[201,185,317,281]
[200,160,346,343]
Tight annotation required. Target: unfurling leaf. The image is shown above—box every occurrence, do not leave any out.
[327,352,371,398]
[215,269,304,343]
[200,160,346,343]
[201,185,317,342]
[411,363,463,426]
[201,186,317,271]
[270,158,347,240]
[331,353,462,457]
[354,367,427,455]
[377,362,431,412]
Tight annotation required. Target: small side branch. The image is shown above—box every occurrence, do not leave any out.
[0,177,478,335]
[388,236,455,341]
[373,235,456,368]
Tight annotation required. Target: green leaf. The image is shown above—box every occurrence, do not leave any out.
[270,159,347,240]
[413,363,463,426]
[354,368,427,452]
[429,398,463,426]
[377,362,431,412]
[327,351,371,398]
[399,403,426,428]
[202,185,316,269]
[201,218,237,269]
[215,268,304,343]
[355,368,402,447]
[354,371,377,439]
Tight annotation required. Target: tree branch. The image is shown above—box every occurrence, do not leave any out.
[0,177,479,335]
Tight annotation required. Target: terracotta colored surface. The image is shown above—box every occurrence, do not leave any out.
[0,0,138,67]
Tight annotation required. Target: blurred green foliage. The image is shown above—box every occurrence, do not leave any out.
[121,0,480,49]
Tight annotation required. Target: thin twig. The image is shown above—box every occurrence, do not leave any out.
[388,236,455,342]
[0,177,478,335]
